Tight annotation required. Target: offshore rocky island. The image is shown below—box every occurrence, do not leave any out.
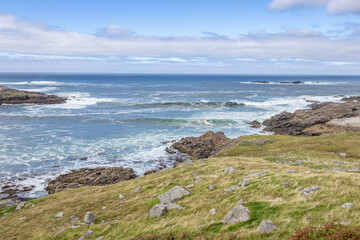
[1,87,360,239]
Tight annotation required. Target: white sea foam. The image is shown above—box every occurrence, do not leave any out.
[17,87,58,92]
[0,81,64,86]
[239,81,346,86]
[45,92,120,109]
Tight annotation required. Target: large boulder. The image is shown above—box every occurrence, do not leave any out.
[262,101,360,136]
[171,131,234,160]
[149,203,168,218]
[222,205,251,224]
[45,167,137,194]
[0,85,65,105]
[158,186,191,204]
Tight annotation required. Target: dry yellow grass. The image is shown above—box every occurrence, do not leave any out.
[0,133,360,240]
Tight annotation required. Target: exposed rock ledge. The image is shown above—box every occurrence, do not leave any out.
[262,98,360,136]
[171,131,234,160]
[0,85,66,105]
[45,167,137,194]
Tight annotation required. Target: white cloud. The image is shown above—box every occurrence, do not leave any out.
[269,0,360,14]
[235,58,257,62]
[324,61,358,66]
[96,24,135,38]
[327,0,360,14]
[1,13,360,70]
[269,0,327,11]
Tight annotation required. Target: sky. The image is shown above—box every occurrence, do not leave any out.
[0,0,360,74]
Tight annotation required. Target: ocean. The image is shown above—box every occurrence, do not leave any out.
[1,74,360,197]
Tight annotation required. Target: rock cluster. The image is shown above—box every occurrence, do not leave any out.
[171,131,234,159]
[150,186,190,218]
[0,85,65,105]
[45,167,137,194]
[262,101,360,136]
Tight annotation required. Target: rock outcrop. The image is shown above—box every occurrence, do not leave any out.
[262,101,360,136]
[45,167,137,194]
[149,186,190,218]
[171,131,234,159]
[248,120,261,128]
[0,85,65,105]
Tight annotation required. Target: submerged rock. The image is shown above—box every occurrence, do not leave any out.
[248,120,261,128]
[144,170,156,176]
[222,205,251,224]
[0,85,66,105]
[171,131,234,160]
[45,167,137,194]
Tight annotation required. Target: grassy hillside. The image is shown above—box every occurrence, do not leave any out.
[0,133,359,240]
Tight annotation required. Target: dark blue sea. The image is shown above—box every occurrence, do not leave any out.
[1,74,360,197]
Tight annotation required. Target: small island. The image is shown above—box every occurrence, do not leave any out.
[0,85,66,105]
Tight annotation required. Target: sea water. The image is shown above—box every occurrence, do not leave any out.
[1,74,360,197]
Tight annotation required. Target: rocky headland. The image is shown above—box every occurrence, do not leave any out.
[0,85,66,105]
[262,97,360,136]
[171,131,235,160]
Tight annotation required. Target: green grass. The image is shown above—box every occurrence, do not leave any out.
[0,133,360,239]
[219,133,360,171]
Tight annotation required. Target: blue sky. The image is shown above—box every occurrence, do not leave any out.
[0,0,360,74]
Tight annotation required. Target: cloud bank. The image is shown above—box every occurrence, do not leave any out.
[269,0,360,14]
[1,13,360,73]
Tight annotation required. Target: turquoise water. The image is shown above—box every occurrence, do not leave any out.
[1,74,360,197]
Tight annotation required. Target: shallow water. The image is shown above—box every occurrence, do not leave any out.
[1,74,360,197]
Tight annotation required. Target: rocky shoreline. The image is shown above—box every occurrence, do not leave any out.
[2,96,360,208]
[0,85,66,105]
[262,97,360,136]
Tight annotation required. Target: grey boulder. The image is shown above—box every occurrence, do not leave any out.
[257,220,277,234]
[158,186,191,204]
[301,186,321,196]
[224,186,240,194]
[149,203,168,218]
[225,167,238,173]
[84,212,95,224]
[222,205,251,224]
[342,203,355,209]
[78,230,94,240]
[238,179,251,188]
[243,170,266,178]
